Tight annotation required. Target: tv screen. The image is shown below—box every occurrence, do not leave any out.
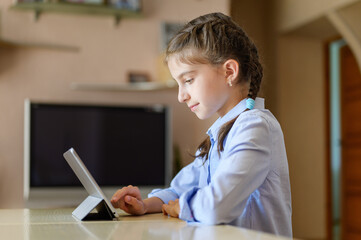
[25,101,171,190]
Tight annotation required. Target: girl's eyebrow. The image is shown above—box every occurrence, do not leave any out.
[176,70,196,80]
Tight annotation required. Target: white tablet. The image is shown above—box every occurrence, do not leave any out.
[63,148,119,220]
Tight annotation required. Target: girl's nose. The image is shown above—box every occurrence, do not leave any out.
[178,87,190,103]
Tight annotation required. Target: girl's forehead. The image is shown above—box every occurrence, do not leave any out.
[168,57,222,80]
[168,53,214,71]
[168,57,197,79]
[169,59,220,76]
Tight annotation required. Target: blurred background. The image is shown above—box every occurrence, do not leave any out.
[1,0,361,239]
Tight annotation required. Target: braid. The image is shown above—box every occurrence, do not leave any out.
[247,44,263,100]
[167,13,263,162]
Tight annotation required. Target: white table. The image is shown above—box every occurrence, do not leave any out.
[0,208,293,240]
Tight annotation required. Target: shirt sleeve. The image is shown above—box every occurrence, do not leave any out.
[178,114,271,224]
[148,154,204,205]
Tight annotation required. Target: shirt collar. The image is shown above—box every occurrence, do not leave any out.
[206,98,265,142]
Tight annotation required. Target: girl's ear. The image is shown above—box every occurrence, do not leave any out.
[223,59,239,85]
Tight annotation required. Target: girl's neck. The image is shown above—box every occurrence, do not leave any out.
[218,84,248,117]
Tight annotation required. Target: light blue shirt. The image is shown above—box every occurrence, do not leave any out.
[149,98,292,237]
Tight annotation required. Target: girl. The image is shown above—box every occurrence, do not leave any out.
[111,12,292,237]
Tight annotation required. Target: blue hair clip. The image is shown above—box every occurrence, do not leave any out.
[246,98,255,110]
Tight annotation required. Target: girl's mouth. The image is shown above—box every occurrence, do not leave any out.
[190,104,199,112]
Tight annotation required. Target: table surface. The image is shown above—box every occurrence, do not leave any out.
[0,208,292,240]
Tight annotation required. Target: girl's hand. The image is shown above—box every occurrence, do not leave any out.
[162,199,180,218]
[111,185,146,215]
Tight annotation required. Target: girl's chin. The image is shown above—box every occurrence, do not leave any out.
[194,112,212,120]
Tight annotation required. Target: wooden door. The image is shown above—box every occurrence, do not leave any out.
[340,45,361,240]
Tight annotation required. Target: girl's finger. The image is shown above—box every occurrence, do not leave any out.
[162,204,168,215]
[125,196,140,209]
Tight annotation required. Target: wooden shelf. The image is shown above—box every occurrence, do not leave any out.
[0,38,79,51]
[11,2,142,24]
[70,81,177,92]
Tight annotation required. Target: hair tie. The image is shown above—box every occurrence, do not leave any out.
[246,98,255,110]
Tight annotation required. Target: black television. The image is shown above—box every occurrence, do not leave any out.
[24,99,172,207]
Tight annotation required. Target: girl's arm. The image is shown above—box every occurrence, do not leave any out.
[112,155,204,216]
[147,156,204,209]
[144,197,164,213]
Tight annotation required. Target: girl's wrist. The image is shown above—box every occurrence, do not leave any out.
[143,197,164,214]
[142,199,149,214]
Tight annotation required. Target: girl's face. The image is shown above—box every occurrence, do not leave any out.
[168,57,239,120]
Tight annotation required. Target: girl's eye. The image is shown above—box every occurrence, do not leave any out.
[185,79,193,84]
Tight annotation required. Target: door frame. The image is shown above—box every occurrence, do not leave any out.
[325,37,346,240]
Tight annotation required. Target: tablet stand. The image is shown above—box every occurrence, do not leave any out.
[72,195,115,221]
